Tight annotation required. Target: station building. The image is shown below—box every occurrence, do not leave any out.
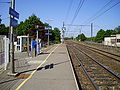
[14,36,28,52]
[104,34,120,47]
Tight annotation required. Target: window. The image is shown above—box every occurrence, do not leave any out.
[117,39,120,43]
[17,38,20,45]
[111,39,116,44]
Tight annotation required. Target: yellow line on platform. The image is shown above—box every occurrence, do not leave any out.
[16,44,60,90]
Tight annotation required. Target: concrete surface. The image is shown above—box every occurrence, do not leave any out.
[12,44,78,90]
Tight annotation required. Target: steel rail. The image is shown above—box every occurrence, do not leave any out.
[74,46,120,80]
[77,43,120,62]
[73,41,120,57]
[67,45,99,90]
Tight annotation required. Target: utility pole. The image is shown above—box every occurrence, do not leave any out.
[9,0,15,74]
[62,22,66,43]
[36,25,39,55]
[91,23,93,41]
[79,26,82,41]
[47,28,49,46]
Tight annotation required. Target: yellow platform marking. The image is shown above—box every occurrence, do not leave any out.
[16,45,60,90]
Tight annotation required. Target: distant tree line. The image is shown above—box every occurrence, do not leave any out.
[0,14,61,43]
[75,26,120,43]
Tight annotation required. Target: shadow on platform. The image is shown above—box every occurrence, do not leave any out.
[0,60,70,84]
[16,60,70,77]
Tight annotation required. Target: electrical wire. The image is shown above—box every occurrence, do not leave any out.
[64,0,73,23]
[70,0,85,24]
[87,1,120,23]
[66,0,85,37]
[83,0,120,24]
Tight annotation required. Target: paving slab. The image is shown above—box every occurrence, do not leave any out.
[11,44,79,90]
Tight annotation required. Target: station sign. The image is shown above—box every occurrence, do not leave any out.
[45,26,52,30]
[9,7,19,19]
[10,18,18,27]
[45,33,52,35]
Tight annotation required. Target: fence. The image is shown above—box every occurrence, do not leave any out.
[0,36,9,70]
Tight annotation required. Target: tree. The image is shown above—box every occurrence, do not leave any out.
[114,26,120,34]
[0,24,9,35]
[50,27,61,43]
[76,33,86,41]
[14,14,43,35]
[94,29,105,43]
[104,30,117,37]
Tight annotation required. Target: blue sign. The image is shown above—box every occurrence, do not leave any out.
[31,41,37,48]
[45,26,52,30]
[9,7,19,19]
[10,18,18,27]
[45,33,52,35]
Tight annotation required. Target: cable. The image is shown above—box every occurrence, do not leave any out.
[83,0,113,24]
[64,0,73,23]
[87,1,120,23]
[83,0,120,24]
[65,0,86,37]
[70,0,85,24]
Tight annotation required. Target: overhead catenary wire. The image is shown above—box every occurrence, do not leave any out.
[70,0,85,25]
[82,0,113,24]
[65,0,86,37]
[65,0,120,38]
[83,0,120,24]
[64,0,73,23]
[87,1,120,23]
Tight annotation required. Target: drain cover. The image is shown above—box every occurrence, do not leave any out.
[16,74,30,79]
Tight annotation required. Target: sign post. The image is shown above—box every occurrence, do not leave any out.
[9,0,19,75]
[45,26,52,46]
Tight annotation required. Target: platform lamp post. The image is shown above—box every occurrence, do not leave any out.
[35,25,39,55]
[62,22,66,43]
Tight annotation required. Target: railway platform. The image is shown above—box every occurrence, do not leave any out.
[11,44,79,90]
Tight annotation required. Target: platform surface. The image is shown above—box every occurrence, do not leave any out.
[12,44,78,90]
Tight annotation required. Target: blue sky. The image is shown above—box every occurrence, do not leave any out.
[0,0,120,37]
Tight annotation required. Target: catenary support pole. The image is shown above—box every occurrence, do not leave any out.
[91,23,93,41]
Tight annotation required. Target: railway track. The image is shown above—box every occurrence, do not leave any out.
[66,40,120,90]
[72,41,120,77]
[73,41,120,62]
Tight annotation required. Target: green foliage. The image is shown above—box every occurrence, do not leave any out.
[44,23,49,26]
[50,27,61,43]
[114,26,120,34]
[86,37,95,41]
[94,29,105,43]
[76,33,86,41]
[94,29,118,43]
[14,14,43,35]
[104,30,117,37]
[0,24,9,35]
